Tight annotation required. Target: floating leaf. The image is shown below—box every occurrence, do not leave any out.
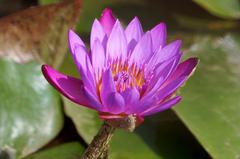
[0,59,63,158]
[0,0,81,67]
[193,0,240,19]
[174,32,240,159]
[25,142,84,159]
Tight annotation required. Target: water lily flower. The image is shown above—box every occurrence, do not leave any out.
[42,8,198,124]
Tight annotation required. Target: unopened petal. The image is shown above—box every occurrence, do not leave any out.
[99,8,116,36]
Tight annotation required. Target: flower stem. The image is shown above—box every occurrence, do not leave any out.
[81,122,115,159]
[97,144,109,159]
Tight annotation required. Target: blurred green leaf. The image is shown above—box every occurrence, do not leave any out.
[0,0,81,68]
[174,32,240,159]
[64,100,102,144]
[25,142,84,159]
[39,0,61,5]
[0,59,63,158]
[193,0,240,19]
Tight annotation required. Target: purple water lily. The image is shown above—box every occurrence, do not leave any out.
[42,8,198,124]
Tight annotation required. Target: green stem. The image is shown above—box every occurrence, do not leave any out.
[81,122,115,159]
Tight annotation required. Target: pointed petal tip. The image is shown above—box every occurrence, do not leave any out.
[185,57,200,76]
[92,18,101,25]
[41,64,47,71]
[189,57,200,64]
[175,39,182,46]
[150,22,168,51]
[107,19,127,60]
[132,16,141,22]
[41,64,51,80]
[41,65,49,81]
[174,95,182,102]
[154,22,167,29]
[41,65,63,92]
[102,8,113,15]
[41,64,69,97]
[184,57,200,70]
[162,39,182,53]
[68,29,79,41]
[99,8,117,36]
[68,29,74,35]
[68,29,85,55]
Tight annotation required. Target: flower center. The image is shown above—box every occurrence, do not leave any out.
[114,71,133,92]
[110,59,145,92]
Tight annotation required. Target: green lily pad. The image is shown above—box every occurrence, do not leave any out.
[25,142,84,159]
[193,0,240,19]
[0,59,63,158]
[174,32,240,159]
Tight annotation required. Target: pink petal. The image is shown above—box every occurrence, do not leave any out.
[91,39,105,74]
[147,40,181,69]
[99,8,116,36]
[144,58,198,112]
[106,20,127,61]
[100,69,116,111]
[120,87,140,113]
[68,29,85,55]
[90,19,107,50]
[156,76,187,101]
[105,92,125,114]
[129,31,152,66]
[140,96,182,116]
[68,30,96,92]
[73,45,96,95]
[161,57,199,88]
[133,95,157,114]
[151,22,167,52]
[42,65,102,111]
[125,17,143,53]
[142,54,181,99]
